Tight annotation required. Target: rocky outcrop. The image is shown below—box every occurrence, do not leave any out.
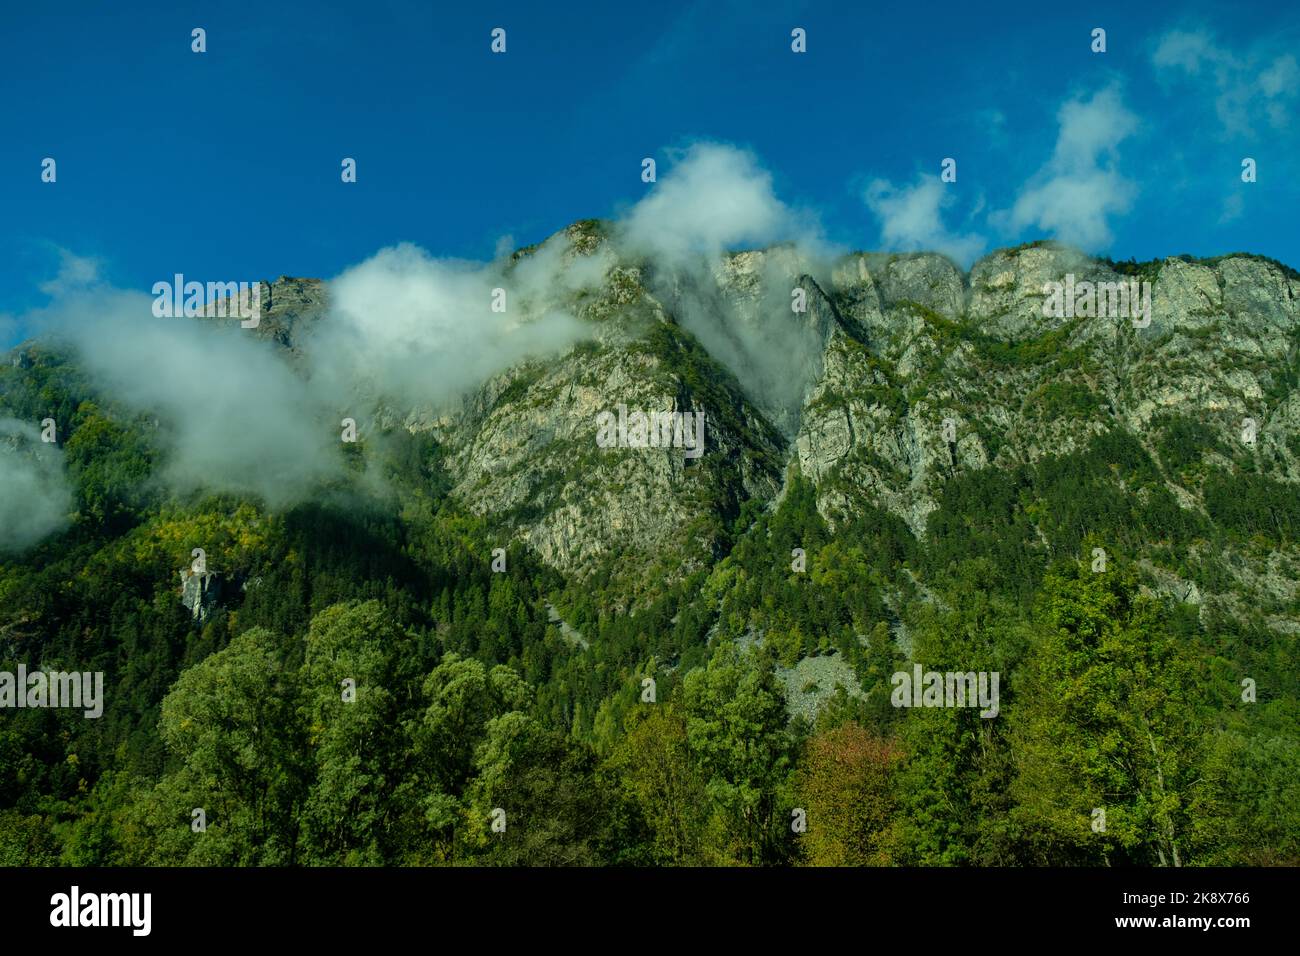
[968,243,1110,338]
[198,275,329,357]
[179,569,222,624]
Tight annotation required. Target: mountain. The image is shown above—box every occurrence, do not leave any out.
[217,224,1300,620]
[1,224,1297,867]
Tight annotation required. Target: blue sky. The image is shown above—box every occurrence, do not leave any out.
[2,0,1297,344]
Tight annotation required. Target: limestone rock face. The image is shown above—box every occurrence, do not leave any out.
[872,252,966,317]
[796,246,1300,545]
[968,244,1112,338]
[1124,255,1300,435]
[707,246,843,434]
[254,276,330,353]
[197,275,329,356]
[236,230,1299,619]
[430,240,787,594]
[179,569,222,624]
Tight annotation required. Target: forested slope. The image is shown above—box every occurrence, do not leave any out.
[2,228,1297,866]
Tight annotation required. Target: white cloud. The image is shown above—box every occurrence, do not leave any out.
[309,235,601,411]
[614,143,836,427]
[0,419,71,553]
[19,232,608,509]
[618,142,827,262]
[13,142,843,499]
[863,175,986,266]
[38,249,103,298]
[1153,29,1297,135]
[34,286,343,507]
[1218,192,1245,225]
[994,86,1138,252]
[1152,29,1214,74]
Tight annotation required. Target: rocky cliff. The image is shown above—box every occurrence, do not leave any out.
[216,226,1300,624]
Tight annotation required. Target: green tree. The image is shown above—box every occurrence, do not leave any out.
[142,625,306,865]
[681,648,793,865]
[1010,563,1207,865]
[605,701,709,865]
[297,602,415,865]
[462,712,612,865]
[413,652,532,858]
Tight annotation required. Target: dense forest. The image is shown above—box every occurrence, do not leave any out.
[1,335,1298,868]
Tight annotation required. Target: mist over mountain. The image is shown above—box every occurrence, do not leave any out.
[4,142,1300,871]
[0,418,70,553]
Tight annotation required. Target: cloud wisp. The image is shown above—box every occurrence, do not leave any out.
[0,418,72,554]
[616,142,838,429]
[306,235,609,414]
[1153,28,1298,136]
[863,174,986,267]
[993,85,1139,252]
